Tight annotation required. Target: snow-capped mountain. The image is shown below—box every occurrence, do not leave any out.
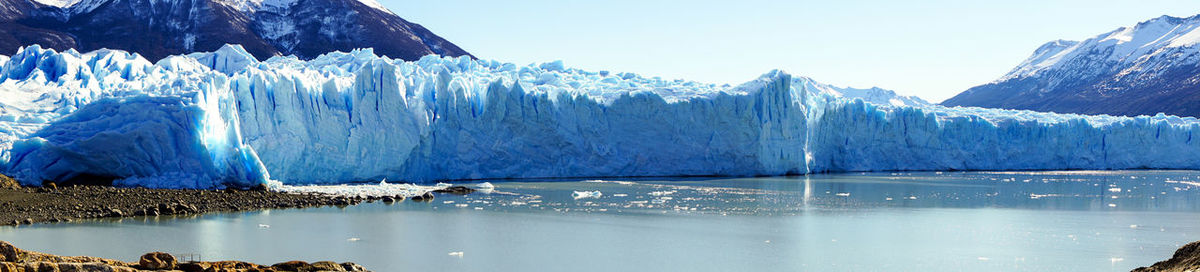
[0,0,472,61]
[942,14,1200,117]
[3,44,1199,189]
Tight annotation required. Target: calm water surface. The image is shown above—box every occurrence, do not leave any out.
[3,171,1200,271]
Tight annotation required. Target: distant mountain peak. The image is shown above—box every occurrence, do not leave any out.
[1,0,470,61]
[944,13,1200,117]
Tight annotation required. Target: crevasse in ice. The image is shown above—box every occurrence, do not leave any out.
[0,44,1197,189]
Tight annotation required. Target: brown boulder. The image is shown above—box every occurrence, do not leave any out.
[0,262,19,272]
[271,261,309,271]
[55,263,83,271]
[0,241,19,262]
[308,261,345,271]
[207,260,263,270]
[0,175,17,190]
[138,252,176,270]
[32,262,58,272]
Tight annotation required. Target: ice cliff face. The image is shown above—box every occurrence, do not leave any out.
[1,45,1198,188]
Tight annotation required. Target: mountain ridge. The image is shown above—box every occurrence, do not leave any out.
[942,14,1200,117]
[0,0,472,62]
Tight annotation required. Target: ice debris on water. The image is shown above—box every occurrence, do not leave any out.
[572,191,602,199]
[266,180,446,198]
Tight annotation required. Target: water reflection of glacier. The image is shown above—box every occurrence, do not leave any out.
[436,170,1200,216]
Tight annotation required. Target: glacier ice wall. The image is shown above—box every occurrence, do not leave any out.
[1,44,1199,188]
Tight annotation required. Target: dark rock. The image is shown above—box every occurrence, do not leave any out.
[158,204,176,215]
[381,196,396,204]
[41,181,57,191]
[411,192,435,202]
[272,260,310,271]
[341,262,368,271]
[20,218,32,225]
[0,241,18,262]
[106,208,124,217]
[134,207,160,217]
[34,262,58,272]
[251,183,270,191]
[174,203,198,214]
[434,186,476,195]
[178,262,211,272]
[139,252,177,270]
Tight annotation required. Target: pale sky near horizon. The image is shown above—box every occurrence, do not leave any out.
[378,0,1200,103]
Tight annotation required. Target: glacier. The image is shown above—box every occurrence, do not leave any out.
[1,44,1199,189]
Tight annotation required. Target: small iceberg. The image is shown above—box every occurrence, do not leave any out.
[473,182,496,194]
[573,190,602,199]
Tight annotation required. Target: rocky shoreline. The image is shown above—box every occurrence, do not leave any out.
[1134,241,1200,272]
[0,184,365,226]
[0,240,366,271]
[0,174,470,227]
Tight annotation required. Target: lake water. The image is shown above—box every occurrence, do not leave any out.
[2,171,1199,271]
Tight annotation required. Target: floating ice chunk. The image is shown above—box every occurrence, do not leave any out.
[649,191,676,196]
[573,191,602,199]
[347,238,361,242]
[582,180,638,185]
[267,180,443,198]
[472,182,495,194]
[257,224,270,229]
[448,252,464,258]
[835,192,851,197]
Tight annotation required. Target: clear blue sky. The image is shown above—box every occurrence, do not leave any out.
[378,0,1200,103]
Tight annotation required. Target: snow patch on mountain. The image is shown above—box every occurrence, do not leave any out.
[29,0,80,7]
[1000,14,1200,82]
[354,0,392,14]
